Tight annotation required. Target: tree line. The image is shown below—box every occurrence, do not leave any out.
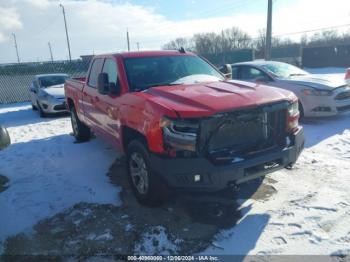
[162,27,350,58]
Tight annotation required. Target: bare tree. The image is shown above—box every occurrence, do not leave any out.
[162,37,194,51]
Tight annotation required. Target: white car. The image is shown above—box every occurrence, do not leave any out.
[30,74,69,117]
[230,61,350,117]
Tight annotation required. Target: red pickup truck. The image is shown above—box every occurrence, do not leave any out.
[65,50,304,205]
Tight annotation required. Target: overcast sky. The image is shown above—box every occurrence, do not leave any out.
[0,0,350,63]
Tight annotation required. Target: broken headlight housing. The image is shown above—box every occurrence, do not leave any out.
[160,116,199,153]
[287,101,299,133]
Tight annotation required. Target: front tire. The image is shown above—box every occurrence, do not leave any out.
[32,104,37,111]
[127,140,164,206]
[37,102,46,118]
[70,105,91,142]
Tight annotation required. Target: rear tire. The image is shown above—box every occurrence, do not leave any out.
[70,105,91,142]
[127,140,164,206]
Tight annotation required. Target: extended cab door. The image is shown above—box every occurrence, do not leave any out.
[83,58,105,132]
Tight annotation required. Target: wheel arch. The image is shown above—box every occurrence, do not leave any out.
[121,126,148,153]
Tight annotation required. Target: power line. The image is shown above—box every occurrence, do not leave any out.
[137,0,262,45]
[273,23,350,38]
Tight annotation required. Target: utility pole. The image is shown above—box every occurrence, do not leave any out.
[48,42,54,62]
[136,42,140,51]
[12,33,20,63]
[127,28,130,52]
[265,0,273,60]
[60,4,72,61]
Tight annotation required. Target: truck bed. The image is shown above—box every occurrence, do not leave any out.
[65,78,86,92]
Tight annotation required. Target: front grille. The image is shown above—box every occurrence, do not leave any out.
[335,91,350,100]
[198,102,288,163]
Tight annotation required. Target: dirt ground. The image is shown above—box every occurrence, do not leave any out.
[2,158,277,259]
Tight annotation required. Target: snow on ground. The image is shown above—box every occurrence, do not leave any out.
[204,114,350,255]
[0,103,121,251]
[1,68,350,256]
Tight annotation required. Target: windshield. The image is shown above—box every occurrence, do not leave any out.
[124,55,224,91]
[262,63,308,79]
[39,75,68,88]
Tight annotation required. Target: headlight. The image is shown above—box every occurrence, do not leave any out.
[288,101,299,117]
[287,101,299,133]
[302,88,332,96]
[160,116,199,152]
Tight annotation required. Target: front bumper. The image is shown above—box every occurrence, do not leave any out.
[303,88,350,117]
[150,127,305,192]
[39,98,68,114]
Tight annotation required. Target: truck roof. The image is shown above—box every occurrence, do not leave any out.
[93,50,196,59]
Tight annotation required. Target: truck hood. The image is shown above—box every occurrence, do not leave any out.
[145,80,294,118]
[43,84,65,99]
[282,74,347,90]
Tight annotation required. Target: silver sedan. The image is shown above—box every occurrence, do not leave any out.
[30,74,69,117]
[230,61,350,118]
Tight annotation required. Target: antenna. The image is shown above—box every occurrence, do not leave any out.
[179,47,186,53]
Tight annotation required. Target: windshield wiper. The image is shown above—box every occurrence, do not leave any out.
[133,83,182,92]
[289,74,307,77]
[150,83,183,88]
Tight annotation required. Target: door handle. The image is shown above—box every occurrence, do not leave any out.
[94,96,100,102]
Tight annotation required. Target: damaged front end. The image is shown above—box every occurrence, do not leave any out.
[199,101,292,164]
[161,101,298,162]
[154,101,303,191]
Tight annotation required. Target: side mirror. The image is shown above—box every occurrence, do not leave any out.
[0,126,11,150]
[97,73,121,96]
[30,86,37,94]
[109,79,121,96]
[220,64,232,79]
[97,73,110,95]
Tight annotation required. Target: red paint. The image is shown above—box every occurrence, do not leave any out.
[65,51,298,155]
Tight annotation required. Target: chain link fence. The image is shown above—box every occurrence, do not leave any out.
[0,59,90,104]
[1,46,349,104]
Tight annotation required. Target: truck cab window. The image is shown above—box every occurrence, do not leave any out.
[88,58,104,88]
[102,59,118,87]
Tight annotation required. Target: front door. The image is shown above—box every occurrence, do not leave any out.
[94,57,123,148]
[83,58,105,133]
